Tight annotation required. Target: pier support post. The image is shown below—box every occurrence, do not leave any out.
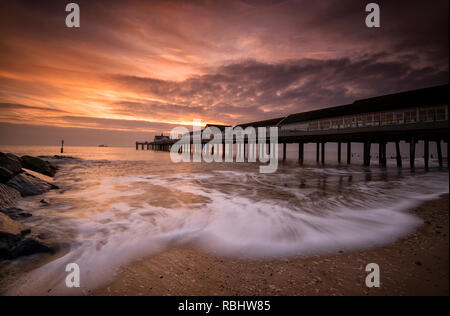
[337,142,341,164]
[395,141,402,168]
[347,142,351,165]
[410,137,416,169]
[379,142,387,167]
[243,139,250,161]
[363,140,371,166]
[316,142,320,163]
[436,140,443,168]
[424,140,429,170]
[298,142,304,164]
[283,143,287,161]
[321,142,325,164]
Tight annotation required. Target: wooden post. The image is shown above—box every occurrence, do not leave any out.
[410,137,416,169]
[347,142,351,165]
[337,142,341,164]
[363,140,371,166]
[395,141,402,168]
[379,142,387,167]
[245,142,248,160]
[298,143,304,164]
[316,142,320,162]
[283,143,287,161]
[379,143,383,166]
[321,142,325,164]
[424,140,429,170]
[436,140,443,168]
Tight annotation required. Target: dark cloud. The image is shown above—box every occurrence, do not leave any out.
[112,53,448,124]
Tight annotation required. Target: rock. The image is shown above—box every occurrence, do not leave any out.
[0,213,54,260]
[6,172,58,197]
[0,153,22,183]
[40,199,49,205]
[0,167,15,183]
[0,183,21,210]
[0,212,27,236]
[0,208,32,220]
[10,238,54,258]
[20,155,58,177]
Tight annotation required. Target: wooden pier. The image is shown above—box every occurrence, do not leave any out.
[136,85,449,169]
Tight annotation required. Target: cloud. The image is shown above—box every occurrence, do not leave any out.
[0,0,448,145]
[111,54,448,124]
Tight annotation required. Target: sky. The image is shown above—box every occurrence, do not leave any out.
[0,0,448,146]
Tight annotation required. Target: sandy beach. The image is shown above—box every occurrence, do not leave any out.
[91,195,449,296]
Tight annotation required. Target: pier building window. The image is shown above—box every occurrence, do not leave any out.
[419,109,435,122]
[395,112,404,124]
[309,121,319,131]
[363,114,371,126]
[344,117,355,128]
[404,110,417,123]
[436,106,446,121]
[331,119,343,129]
[373,113,381,125]
[357,115,365,126]
[320,120,330,130]
[384,112,394,124]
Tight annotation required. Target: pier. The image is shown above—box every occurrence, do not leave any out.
[136,84,449,168]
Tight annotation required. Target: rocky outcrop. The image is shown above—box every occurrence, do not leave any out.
[0,213,54,260]
[0,183,21,210]
[0,153,59,261]
[0,153,22,183]
[20,155,58,177]
[6,172,58,197]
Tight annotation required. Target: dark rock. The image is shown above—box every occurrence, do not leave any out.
[20,155,57,177]
[0,153,22,183]
[21,229,31,236]
[0,208,32,220]
[414,261,422,266]
[0,213,54,260]
[6,172,58,197]
[0,167,15,183]
[40,199,49,205]
[10,238,54,258]
[0,183,21,210]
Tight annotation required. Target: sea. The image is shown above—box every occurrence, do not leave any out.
[0,144,448,295]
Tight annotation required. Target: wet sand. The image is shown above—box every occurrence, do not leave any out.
[92,194,449,296]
